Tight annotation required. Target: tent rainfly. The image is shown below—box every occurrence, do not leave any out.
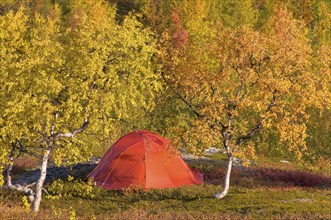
[87,130,203,189]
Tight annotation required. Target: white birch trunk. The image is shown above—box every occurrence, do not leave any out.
[3,154,35,201]
[6,156,14,188]
[32,148,51,212]
[214,155,233,199]
[30,117,87,212]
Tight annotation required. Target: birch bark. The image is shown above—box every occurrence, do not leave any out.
[31,148,51,212]
[214,155,233,199]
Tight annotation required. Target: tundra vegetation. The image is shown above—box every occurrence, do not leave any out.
[0,0,330,218]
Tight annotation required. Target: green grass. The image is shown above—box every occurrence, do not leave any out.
[2,184,330,219]
[59,186,330,217]
[1,157,331,219]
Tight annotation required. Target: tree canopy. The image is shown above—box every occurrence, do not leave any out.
[0,0,161,211]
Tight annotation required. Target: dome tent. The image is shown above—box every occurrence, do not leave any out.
[87,130,203,189]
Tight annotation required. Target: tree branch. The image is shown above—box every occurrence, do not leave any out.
[16,141,43,159]
[107,116,136,130]
[53,118,89,139]
[232,64,246,101]
[176,91,205,118]
[236,121,263,145]
[236,90,277,145]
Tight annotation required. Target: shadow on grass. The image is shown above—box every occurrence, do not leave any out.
[12,158,331,194]
[187,159,331,189]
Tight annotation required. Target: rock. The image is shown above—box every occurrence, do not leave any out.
[12,161,98,187]
[232,157,242,165]
[204,147,221,155]
[180,152,211,161]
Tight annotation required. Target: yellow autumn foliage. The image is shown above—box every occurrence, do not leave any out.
[0,0,161,178]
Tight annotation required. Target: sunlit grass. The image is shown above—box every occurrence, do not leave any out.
[2,184,327,219]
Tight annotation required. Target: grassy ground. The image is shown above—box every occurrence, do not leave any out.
[1,156,330,219]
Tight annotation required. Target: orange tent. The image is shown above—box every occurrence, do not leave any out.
[87,130,203,190]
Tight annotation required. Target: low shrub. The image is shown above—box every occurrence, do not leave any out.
[194,161,331,189]
[12,156,39,174]
[46,176,99,199]
[255,169,331,188]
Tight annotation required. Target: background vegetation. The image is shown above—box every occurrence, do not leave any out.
[0,0,330,218]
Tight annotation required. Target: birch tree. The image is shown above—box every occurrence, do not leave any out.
[0,0,160,212]
[159,5,330,199]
